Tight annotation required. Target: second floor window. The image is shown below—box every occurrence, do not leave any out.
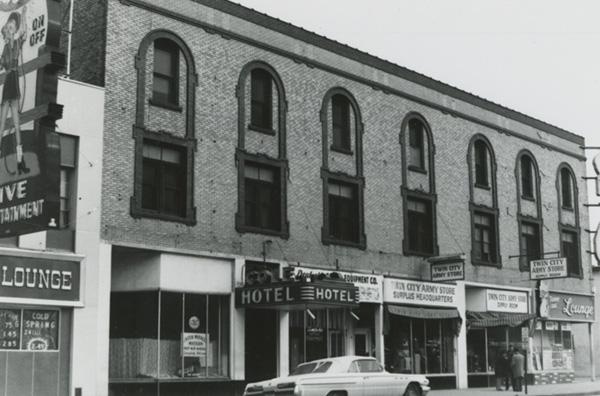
[250,69,273,130]
[153,39,179,105]
[244,163,281,231]
[406,197,433,255]
[474,140,489,187]
[561,168,573,209]
[520,156,534,199]
[520,222,540,270]
[473,212,496,264]
[331,94,351,152]
[328,181,358,242]
[408,119,425,170]
[561,230,580,276]
[142,141,186,217]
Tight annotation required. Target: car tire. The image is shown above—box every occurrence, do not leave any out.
[403,383,422,396]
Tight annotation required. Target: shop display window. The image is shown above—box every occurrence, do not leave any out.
[467,326,528,374]
[289,309,346,371]
[109,291,229,381]
[531,322,574,372]
[385,316,455,374]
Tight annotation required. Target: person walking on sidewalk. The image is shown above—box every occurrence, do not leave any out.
[495,350,510,391]
[511,348,525,392]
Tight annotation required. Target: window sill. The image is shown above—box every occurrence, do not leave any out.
[248,124,276,135]
[322,234,366,250]
[131,205,196,226]
[403,248,435,258]
[149,98,183,112]
[109,376,231,384]
[474,183,491,191]
[561,206,574,212]
[236,222,289,239]
[521,195,536,202]
[472,259,501,268]
[330,145,353,155]
[408,165,427,174]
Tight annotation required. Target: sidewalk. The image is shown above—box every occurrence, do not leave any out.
[428,380,600,396]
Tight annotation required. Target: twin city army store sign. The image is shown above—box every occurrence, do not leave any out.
[383,278,457,307]
[486,289,528,313]
[0,256,80,302]
[530,257,568,280]
[235,280,359,310]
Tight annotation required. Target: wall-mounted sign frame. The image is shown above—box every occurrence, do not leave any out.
[530,257,568,280]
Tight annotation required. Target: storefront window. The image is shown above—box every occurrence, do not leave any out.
[487,327,505,372]
[386,315,455,374]
[289,309,346,370]
[109,291,230,381]
[468,326,528,373]
[467,329,486,373]
[532,321,574,372]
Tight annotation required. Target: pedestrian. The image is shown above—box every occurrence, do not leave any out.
[494,350,510,391]
[511,348,525,392]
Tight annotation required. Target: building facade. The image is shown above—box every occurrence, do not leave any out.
[53,0,598,395]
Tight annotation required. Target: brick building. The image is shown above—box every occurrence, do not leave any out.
[58,0,597,395]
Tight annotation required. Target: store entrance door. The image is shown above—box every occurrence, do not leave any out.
[245,309,278,382]
[355,328,372,356]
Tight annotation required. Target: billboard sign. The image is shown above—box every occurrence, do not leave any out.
[0,0,63,237]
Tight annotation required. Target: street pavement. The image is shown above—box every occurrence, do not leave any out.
[428,379,600,396]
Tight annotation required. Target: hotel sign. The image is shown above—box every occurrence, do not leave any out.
[383,278,457,308]
[235,280,359,309]
[292,267,383,303]
[530,257,568,280]
[0,256,80,302]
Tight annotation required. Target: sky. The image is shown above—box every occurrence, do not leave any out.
[235,0,600,262]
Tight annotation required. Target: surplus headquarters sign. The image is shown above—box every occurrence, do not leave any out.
[0,0,64,237]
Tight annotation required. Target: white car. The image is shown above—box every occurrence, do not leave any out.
[244,355,430,396]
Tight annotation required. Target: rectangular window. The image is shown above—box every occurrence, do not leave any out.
[244,163,281,231]
[332,95,351,151]
[561,230,580,276]
[473,212,496,264]
[474,141,489,187]
[406,197,434,254]
[521,156,534,199]
[109,291,230,380]
[408,120,425,169]
[520,222,540,270]
[561,169,573,209]
[142,141,186,217]
[153,39,179,105]
[328,181,358,242]
[250,69,273,130]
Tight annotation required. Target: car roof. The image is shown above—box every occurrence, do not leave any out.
[296,356,378,372]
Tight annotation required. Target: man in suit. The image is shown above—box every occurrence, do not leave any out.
[511,348,525,391]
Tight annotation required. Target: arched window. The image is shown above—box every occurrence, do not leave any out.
[331,94,351,152]
[235,61,289,238]
[474,140,489,187]
[468,135,500,266]
[520,155,534,199]
[556,163,581,277]
[408,118,425,170]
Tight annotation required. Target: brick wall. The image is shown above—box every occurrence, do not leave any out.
[100,0,593,295]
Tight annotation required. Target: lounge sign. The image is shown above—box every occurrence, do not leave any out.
[292,267,383,303]
[0,256,80,302]
[383,278,457,308]
[530,257,568,280]
[235,280,359,309]
[547,291,594,322]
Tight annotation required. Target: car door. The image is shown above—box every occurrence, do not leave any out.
[355,359,395,396]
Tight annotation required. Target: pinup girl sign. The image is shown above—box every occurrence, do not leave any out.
[0,0,48,182]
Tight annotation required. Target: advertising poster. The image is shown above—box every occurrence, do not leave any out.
[21,309,58,351]
[181,332,207,358]
[0,308,19,349]
[0,0,60,237]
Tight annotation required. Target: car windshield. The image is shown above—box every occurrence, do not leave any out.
[291,361,332,375]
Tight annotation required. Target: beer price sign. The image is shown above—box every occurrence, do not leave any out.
[530,258,568,280]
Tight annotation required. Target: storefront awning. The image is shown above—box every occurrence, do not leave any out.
[387,304,460,320]
[466,311,535,329]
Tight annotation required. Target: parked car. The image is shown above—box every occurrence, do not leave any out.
[244,355,430,396]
